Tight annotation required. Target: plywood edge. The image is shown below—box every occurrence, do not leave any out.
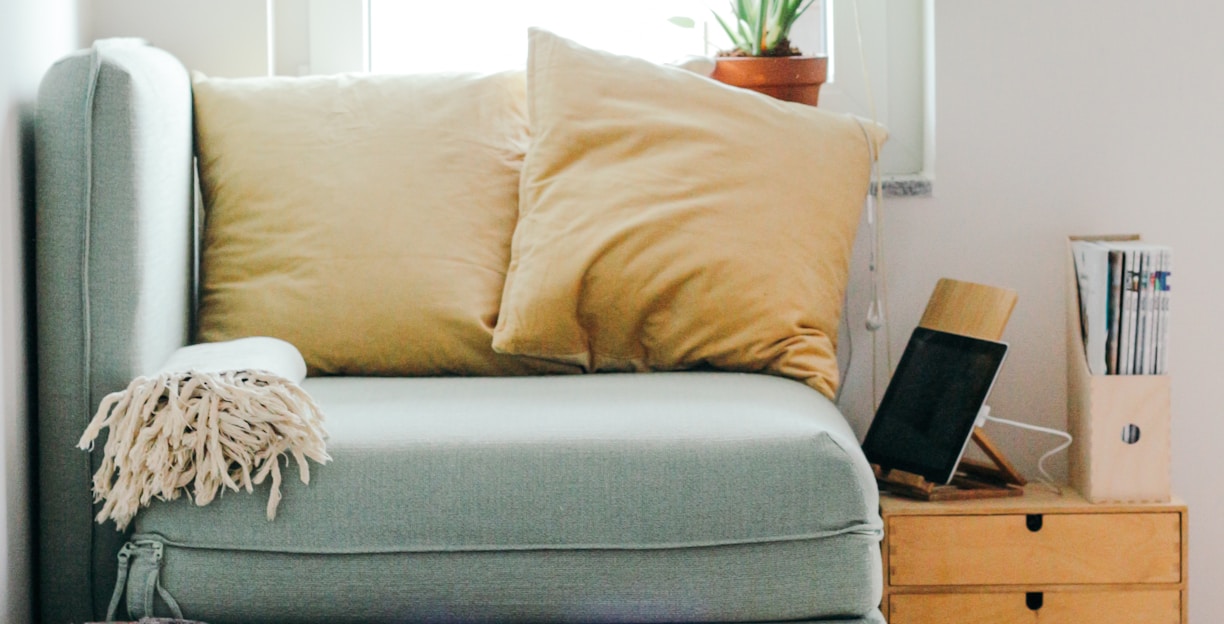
[1066,239,1096,498]
[886,584,1185,594]
[1181,506,1190,623]
[881,514,893,622]
[1068,234,1142,243]
[881,485,1184,515]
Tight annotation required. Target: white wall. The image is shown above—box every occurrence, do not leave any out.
[0,0,82,622]
[89,0,269,77]
[73,1,1224,621]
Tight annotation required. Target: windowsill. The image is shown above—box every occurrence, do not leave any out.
[876,174,933,198]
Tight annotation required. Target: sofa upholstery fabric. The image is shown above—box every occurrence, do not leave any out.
[135,538,883,623]
[35,40,195,623]
[133,373,882,622]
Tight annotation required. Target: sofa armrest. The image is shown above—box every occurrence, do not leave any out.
[35,39,194,624]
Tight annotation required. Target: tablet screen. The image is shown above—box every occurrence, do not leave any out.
[861,327,1008,485]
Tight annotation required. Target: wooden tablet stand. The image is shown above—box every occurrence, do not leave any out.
[871,278,1027,501]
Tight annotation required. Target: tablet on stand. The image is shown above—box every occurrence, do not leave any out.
[865,279,1027,501]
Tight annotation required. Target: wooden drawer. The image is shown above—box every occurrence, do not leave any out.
[888,512,1181,586]
[889,590,1181,624]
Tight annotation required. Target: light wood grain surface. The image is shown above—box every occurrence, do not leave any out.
[889,590,1181,624]
[889,512,1182,586]
[918,278,1017,342]
[879,485,1189,623]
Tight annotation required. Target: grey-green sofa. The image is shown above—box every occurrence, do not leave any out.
[34,41,884,624]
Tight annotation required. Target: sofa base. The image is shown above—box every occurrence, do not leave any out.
[118,532,881,623]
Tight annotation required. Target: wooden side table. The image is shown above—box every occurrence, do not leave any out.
[879,485,1188,623]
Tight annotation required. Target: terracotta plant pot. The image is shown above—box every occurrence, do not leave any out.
[711,55,829,106]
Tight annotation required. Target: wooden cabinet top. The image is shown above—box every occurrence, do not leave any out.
[881,485,1185,516]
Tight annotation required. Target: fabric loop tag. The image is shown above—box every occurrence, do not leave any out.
[109,537,185,621]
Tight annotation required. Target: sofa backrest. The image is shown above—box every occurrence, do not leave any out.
[35,39,194,623]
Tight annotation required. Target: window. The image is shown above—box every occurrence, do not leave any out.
[817,0,929,178]
[295,0,929,180]
[369,1,761,73]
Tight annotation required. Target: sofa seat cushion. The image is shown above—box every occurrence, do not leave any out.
[137,372,880,551]
[132,372,882,622]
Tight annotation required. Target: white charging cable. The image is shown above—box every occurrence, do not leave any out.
[977,406,1074,494]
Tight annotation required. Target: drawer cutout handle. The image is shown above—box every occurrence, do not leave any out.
[1026,592,1044,611]
[1122,424,1141,444]
[1026,514,1043,532]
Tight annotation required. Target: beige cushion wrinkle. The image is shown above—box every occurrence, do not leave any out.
[492,29,886,398]
[194,70,577,377]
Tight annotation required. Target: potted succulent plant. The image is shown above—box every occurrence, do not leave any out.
[709,0,828,105]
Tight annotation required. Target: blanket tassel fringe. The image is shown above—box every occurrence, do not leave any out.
[78,370,330,530]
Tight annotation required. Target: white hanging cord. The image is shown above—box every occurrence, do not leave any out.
[850,0,879,126]
[266,0,277,76]
[835,290,854,406]
[850,0,892,408]
[853,117,883,407]
[864,160,884,333]
[361,0,373,72]
[981,407,1074,495]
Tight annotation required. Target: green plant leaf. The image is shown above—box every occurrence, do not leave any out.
[667,16,696,29]
[712,12,747,53]
[734,0,749,21]
[782,0,816,34]
[738,16,757,54]
[713,0,816,55]
[757,0,767,53]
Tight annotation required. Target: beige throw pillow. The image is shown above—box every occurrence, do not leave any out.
[492,30,886,398]
[194,71,576,376]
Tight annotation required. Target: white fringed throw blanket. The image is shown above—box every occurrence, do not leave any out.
[78,337,330,530]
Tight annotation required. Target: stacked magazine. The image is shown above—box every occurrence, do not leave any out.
[1071,240,1171,375]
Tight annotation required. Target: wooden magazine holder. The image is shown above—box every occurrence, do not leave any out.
[871,279,1027,501]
